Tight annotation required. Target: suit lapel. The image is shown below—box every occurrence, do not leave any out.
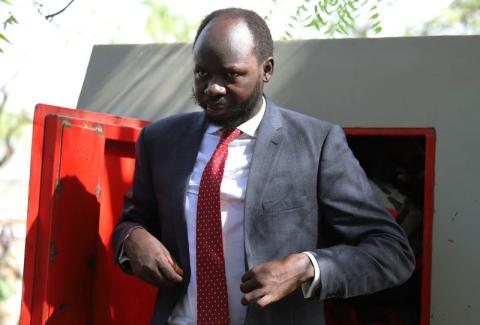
[171,113,207,275]
[244,100,284,267]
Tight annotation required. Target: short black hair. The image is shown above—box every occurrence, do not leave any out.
[193,8,274,63]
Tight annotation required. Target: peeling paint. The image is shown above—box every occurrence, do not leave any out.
[95,184,101,198]
[61,118,72,128]
[94,124,103,135]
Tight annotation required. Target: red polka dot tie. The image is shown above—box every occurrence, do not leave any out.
[196,128,241,325]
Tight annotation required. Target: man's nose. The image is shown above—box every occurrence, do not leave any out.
[205,80,226,97]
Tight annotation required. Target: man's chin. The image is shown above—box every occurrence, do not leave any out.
[205,112,245,130]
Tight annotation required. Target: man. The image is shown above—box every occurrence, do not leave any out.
[112,8,415,325]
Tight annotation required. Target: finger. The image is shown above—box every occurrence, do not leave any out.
[137,264,164,287]
[157,259,183,283]
[242,288,265,305]
[255,295,275,308]
[170,259,184,276]
[159,247,184,277]
[240,278,260,293]
[241,269,254,282]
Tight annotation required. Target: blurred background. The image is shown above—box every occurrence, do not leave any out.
[0,0,478,323]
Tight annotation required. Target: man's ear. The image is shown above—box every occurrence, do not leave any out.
[262,57,274,82]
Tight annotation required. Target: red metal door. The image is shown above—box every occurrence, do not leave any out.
[21,104,156,325]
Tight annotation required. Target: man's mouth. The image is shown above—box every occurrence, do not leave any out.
[205,101,228,114]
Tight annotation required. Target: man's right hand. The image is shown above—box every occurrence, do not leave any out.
[123,228,184,287]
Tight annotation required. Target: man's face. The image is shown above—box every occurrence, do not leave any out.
[192,18,270,129]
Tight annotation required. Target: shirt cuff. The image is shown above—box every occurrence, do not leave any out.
[301,251,321,298]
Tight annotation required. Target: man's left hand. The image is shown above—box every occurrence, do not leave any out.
[240,253,314,308]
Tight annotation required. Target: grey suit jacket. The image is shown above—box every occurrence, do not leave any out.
[112,98,415,325]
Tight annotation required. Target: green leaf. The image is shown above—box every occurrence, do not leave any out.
[3,15,18,29]
[347,1,359,11]
[370,20,381,29]
[303,14,314,22]
[297,4,308,14]
[326,23,337,35]
[317,2,332,15]
[305,19,317,27]
[369,13,379,20]
[374,26,382,34]
[337,23,348,34]
[314,4,326,25]
[0,33,9,43]
[344,8,355,22]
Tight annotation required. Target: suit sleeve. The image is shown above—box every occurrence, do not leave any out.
[310,125,415,300]
[111,127,160,270]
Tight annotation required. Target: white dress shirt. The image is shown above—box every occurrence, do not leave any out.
[167,97,320,325]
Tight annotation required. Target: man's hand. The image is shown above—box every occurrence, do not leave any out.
[123,228,183,287]
[240,253,314,308]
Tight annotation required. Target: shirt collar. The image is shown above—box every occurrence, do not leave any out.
[205,96,266,138]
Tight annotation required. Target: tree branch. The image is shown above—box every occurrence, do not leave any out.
[45,0,76,21]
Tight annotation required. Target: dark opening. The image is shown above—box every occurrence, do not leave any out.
[325,135,426,325]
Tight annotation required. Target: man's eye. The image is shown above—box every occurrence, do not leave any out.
[227,72,239,79]
[195,71,208,78]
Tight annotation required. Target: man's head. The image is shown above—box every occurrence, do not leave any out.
[192,8,274,129]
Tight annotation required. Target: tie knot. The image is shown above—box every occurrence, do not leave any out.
[219,128,241,146]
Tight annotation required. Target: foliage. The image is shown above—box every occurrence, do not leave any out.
[266,0,384,39]
[408,0,480,35]
[1,0,18,53]
[1,0,76,53]
[143,0,196,43]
